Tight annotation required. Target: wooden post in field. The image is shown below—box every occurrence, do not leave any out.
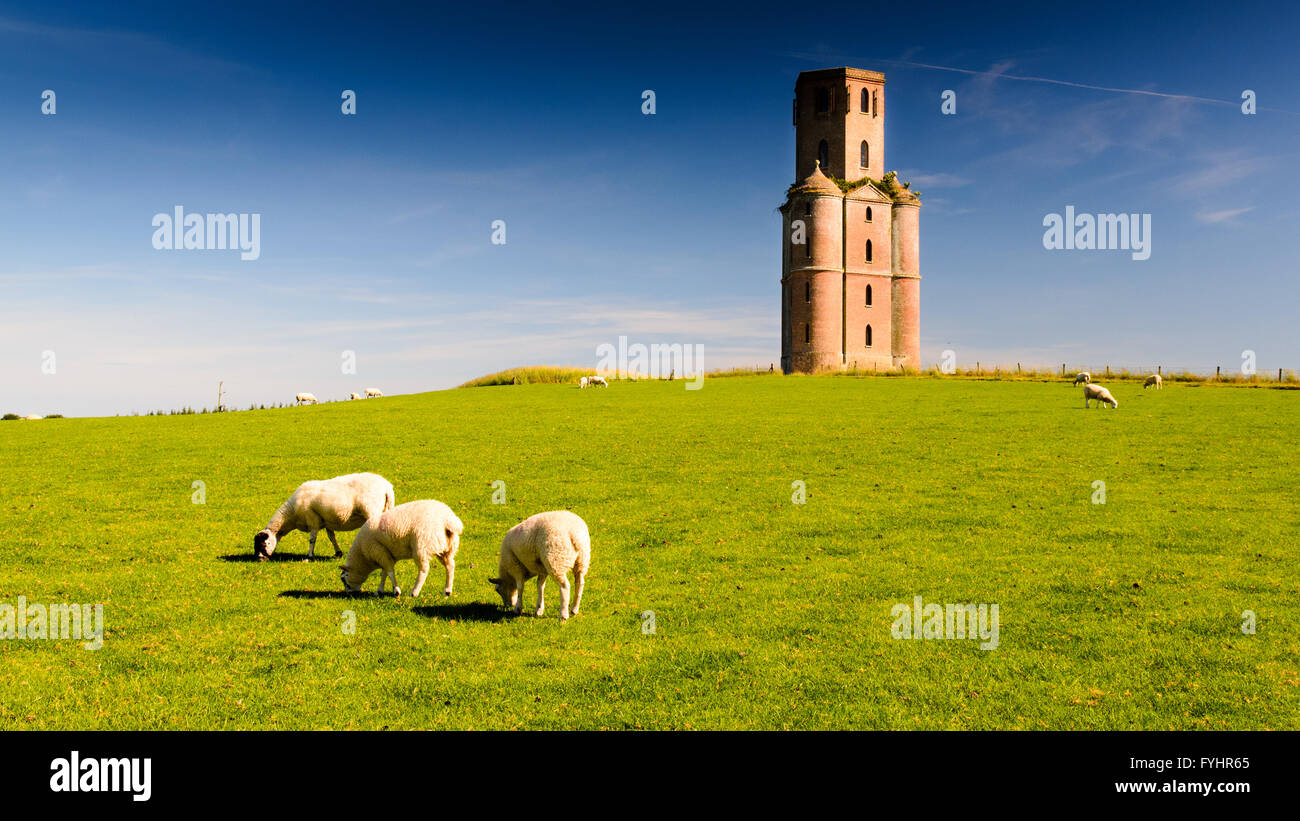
[1017,362,1021,374]
[1106,365,1110,377]
[1216,366,1221,380]
[1061,363,1065,376]
[1279,367,1283,382]
[216,381,224,412]
[977,361,981,375]
[1158,365,1162,376]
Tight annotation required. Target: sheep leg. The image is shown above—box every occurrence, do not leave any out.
[510,569,526,614]
[375,556,399,597]
[556,575,571,621]
[410,553,430,598]
[534,575,546,617]
[440,552,455,597]
[307,528,318,558]
[326,529,342,557]
[571,568,585,616]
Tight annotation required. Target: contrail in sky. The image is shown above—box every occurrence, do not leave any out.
[784,51,1297,114]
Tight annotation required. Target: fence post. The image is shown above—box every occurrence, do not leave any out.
[1017,363,1021,374]
[1158,365,1161,376]
[1105,365,1110,377]
[1061,363,1065,376]
[1280,368,1283,382]
[1216,366,1221,380]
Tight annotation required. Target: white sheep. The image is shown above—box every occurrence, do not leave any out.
[579,377,589,389]
[253,472,395,560]
[349,392,363,400]
[339,500,463,597]
[295,392,318,405]
[1073,372,1091,386]
[1083,383,1118,408]
[587,375,608,387]
[1144,374,1163,390]
[489,510,591,621]
[365,388,384,397]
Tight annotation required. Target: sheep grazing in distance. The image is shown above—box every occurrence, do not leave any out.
[340,500,463,597]
[587,375,608,387]
[349,392,363,400]
[295,392,318,405]
[1073,372,1092,386]
[253,472,395,561]
[579,377,589,389]
[365,388,384,397]
[1144,374,1163,390]
[1083,383,1118,409]
[489,510,591,621]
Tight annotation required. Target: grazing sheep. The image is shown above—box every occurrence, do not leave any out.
[253,472,395,561]
[349,392,363,400]
[1073,372,1091,386]
[295,392,318,405]
[587,375,608,388]
[339,500,463,597]
[1144,374,1163,390]
[1083,383,1118,409]
[489,510,591,621]
[365,388,384,397]
[579,377,589,389]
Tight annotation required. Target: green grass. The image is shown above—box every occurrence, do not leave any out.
[1,377,1296,729]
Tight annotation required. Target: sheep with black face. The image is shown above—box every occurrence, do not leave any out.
[253,472,394,560]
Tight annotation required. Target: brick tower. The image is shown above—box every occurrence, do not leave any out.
[780,67,921,373]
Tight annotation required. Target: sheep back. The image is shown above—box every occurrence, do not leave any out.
[499,510,591,579]
[351,499,463,566]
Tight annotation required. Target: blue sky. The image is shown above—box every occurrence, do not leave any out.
[2,0,1297,416]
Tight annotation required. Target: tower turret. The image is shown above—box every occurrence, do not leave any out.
[890,188,921,369]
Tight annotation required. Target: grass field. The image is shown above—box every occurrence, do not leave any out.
[1,376,1296,730]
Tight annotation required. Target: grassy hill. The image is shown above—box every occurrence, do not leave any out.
[1,376,1296,729]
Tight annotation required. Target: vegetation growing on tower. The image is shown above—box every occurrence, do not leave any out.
[827,170,922,201]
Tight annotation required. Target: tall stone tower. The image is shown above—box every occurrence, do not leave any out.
[780,67,920,374]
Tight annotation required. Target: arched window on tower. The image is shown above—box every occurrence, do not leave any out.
[860,141,869,169]
[865,284,873,306]
[815,87,829,114]
[865,239,873,262]
[804,280,811,303]
[872,90,878,117]
[805,324,811,344]
[866,324,873,347]
[860,88,869,113]
[865,206,873,222]
[804,201,812,216]
[817,139,829,171]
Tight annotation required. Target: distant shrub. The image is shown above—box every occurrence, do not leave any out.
[460,366,599,388]
[2,413,19,421]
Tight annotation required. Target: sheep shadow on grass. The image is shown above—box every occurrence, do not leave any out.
[411,601,510,623]
[277,589,379,600]
[218,551,341,563]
